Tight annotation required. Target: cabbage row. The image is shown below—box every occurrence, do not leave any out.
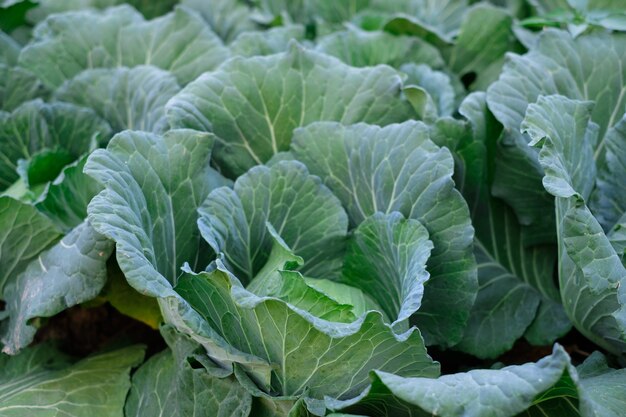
[0,0,625,416]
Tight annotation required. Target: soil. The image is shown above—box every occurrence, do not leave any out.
[34,303,165,359]
[426,328,601,374]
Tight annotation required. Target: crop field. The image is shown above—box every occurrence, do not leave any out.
[0,0,625,416]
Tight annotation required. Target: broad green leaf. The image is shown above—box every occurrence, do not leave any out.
[373,0,469,45]
[84,129,230,298]
[231,25,306,57]
[181,0,258,43]
[35,156,103,232]
[486,30,626,240]
[487,30,626,142]
[0,65,48,112]
[328,344,578,417]
[316,27,444,69]
[0,345,144,416]
[523,94,626,356]
[0,100,111,190]
[447,4,519,90]
[166,42,415,178]
[83,129,247,376]
[455,93,569,358]
[55,66,180,133]
[343,212,432,329]
[1,222,113,354]
[198,160,348,283]
[19,5,230,87]
[175,263,439,399]
[559,204,626,356]
[0,196,61,297]
[291,121,476,347]
[126,325,252,417]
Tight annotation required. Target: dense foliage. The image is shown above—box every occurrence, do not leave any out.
[1,0,626,416]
